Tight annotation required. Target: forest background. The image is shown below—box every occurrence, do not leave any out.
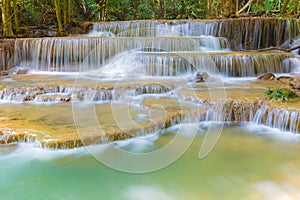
[0,0,299,37]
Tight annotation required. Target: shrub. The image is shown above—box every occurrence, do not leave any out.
[264,87,299,101]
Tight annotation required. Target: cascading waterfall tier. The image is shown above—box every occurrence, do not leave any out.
[12,36,229,72]
[283,57,300,73]
[196,99,300,133]
[0,84,173,103]
[0,39,15,72]
[92,18,299,50]
[0,18,299,74]
[10,37,294,76]
[132,52,294,77]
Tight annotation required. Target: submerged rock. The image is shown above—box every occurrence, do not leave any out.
[189,71,213,83]
[257,72,275,80]
[277,76,294,83]
[9,67,30,75]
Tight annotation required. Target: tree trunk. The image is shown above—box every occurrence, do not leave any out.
[222,0,232,17]
[68,0,72,23]
[157,0,166,18]
[293,0,299,15]
[54,0,63,36]
[81,0,86,13]
[238,0,254,14]
[235,0,239,16]
[63,0,67,25]
[282,0,290,14]
[180,0,186,17]
[133,0,140,19]
[1,0,14,37]
[13,0,20,33]
[207,0,211,16]
[98,0,105,21]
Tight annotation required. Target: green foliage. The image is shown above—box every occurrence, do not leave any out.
[264,87,299,101]
[1,0,299,36]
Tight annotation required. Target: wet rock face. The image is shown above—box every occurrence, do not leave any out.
[289,80,300,90]
[277,76,300,91]
[258,72,275,80]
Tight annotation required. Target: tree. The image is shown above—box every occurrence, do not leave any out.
[281,0,289,14]
[53,0,63,35]
[221,0,233,17]
[293,0,299,15]
[1,0,14,36]
[68,0,72,23]
[238,0,254,15]
[13,0,20,33]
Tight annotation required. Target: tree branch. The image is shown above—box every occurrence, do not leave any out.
[257,45,300,52]
[238,0,254,14]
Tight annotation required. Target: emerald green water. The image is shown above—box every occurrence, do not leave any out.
[1,123,300,199]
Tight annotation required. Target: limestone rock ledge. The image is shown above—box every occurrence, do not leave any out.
[1,99,300,149]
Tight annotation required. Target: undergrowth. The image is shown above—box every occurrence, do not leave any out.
[264,87,299,101]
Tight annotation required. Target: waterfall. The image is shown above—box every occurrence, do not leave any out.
[0,40,14,72]
[186,98,300,133]
[283,57,300,72]
[13,36,229,72]
[136,85,172,94]
[133,52,293,77]
[92,18,299,50]
[0,18,299,73]
[0,84,173,103]
[252,106,300,133]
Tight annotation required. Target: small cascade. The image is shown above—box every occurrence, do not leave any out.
[92,21,187,37]
[0,84,173,103]
[135,85,172,94]
[0,40,15,72]
[0,86,114,103]
[92,18,299,50]
[283,57,300,72]
[0,129,40,145]
[222,101,300,133]
[133,52,293,76]
[0,86,74,102]
[251,106,300,133]
[185,97,300,133]
[13,36,229,72]
[197,36,230,51]
[196,100,262,122]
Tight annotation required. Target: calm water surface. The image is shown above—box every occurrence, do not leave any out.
[1,122,300,200]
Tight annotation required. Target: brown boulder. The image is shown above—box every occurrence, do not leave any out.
[257,72,275,80]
